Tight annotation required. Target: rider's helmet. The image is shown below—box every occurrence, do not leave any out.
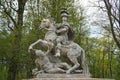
[61,8,69,18]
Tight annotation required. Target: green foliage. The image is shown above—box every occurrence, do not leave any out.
[0,31,9,80]
[0,0,120,80]
[41,0,74,23]
[87,36,119,79]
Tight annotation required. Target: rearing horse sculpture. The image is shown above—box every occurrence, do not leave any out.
[28,18,57,55]
[28,18,89,75]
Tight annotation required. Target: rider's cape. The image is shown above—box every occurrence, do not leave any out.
[63,22,74,41]
[56,22,74,41]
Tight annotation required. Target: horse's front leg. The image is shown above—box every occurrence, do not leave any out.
[45,41,54,54]
[28,39,48,52]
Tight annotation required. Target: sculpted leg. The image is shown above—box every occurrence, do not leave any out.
[46,68,66,73]
[55,47,61,57]
[58,62,71,70]
[46,41,54,54]
[55,38,62,57]
[32,68,39,78]
[67,55,80,74]
[55,36,66,57]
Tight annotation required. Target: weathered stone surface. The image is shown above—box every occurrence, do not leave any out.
[23,74,114,80]
[37,73,90,78]
[24,78,114,80]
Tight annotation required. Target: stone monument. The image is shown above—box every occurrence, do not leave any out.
[28,8,90,79]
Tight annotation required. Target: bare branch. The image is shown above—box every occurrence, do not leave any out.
[10,2,18,12]
[0,2,17,27]
[113,24,120,35]
[103,0,120,48]
[113,19,120,32]
[111,13,120,23]
[114,0,119,11]
[4,9,17,27]
[7,23,14,31]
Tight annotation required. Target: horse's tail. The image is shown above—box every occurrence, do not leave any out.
[80,49,89,75]
[80,49,85,69]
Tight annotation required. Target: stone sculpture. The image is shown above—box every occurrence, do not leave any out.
[28,8,90,77]
[30,48,71,77]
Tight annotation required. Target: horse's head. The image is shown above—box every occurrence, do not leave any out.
[39,18,53,30]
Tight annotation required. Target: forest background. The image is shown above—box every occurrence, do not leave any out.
[0,0,120,80]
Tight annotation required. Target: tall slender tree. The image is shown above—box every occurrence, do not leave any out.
[0,0,27,80]
[97,0,120,48]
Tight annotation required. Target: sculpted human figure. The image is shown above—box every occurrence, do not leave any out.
[55,8,74,57]
[29,47,71,77]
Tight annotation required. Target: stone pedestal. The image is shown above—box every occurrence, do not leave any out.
[37,73,90,78]
[26,78,114,80]
[23,74,114,80]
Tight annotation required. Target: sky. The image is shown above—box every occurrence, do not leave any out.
[75,0,105,38]
[0,0,106,38]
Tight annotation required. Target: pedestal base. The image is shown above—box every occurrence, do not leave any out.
[23,74,114,80]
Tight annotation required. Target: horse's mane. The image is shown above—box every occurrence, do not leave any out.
[45,17,54,23]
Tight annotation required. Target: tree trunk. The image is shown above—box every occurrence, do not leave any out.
[7,0,27,80]
[103,0,120,49]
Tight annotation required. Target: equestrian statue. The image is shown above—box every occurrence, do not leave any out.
[28,8,90,77]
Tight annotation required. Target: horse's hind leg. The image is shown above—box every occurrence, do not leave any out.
[66,55,80,74]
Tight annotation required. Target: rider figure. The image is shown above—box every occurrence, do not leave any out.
[55,8,74,57]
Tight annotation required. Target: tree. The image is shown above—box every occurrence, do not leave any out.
[0,0,27,80]
[97,0,120,48]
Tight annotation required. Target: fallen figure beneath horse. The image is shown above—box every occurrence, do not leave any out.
[29,47,71,77]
